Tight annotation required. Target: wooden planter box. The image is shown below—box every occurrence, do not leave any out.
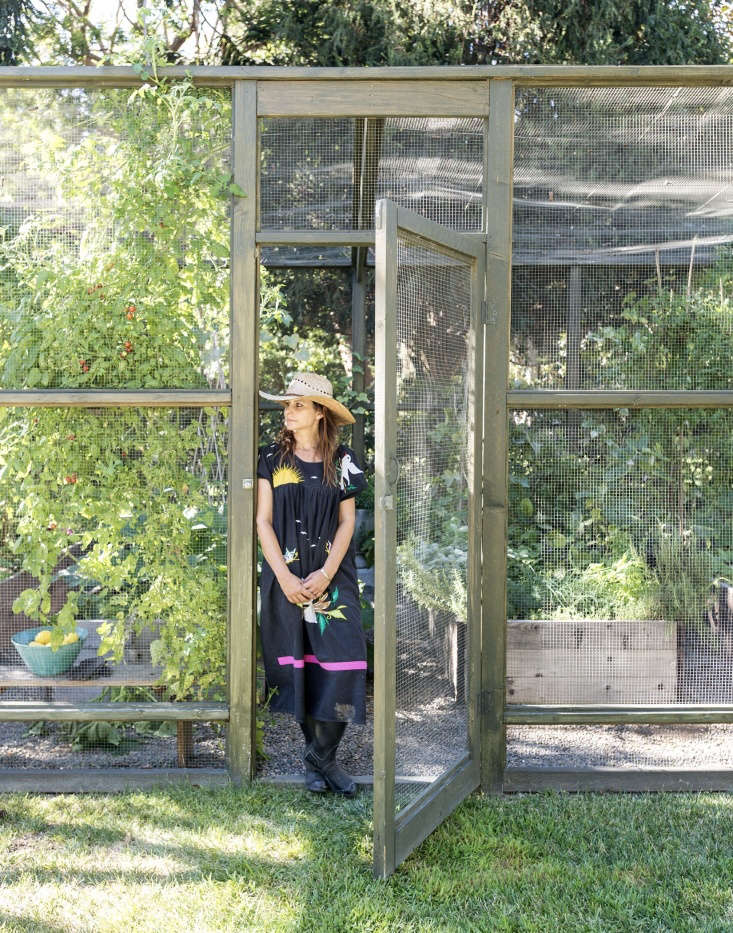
[506,619,678,704]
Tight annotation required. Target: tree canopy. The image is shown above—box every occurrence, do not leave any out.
[6,0,732,67]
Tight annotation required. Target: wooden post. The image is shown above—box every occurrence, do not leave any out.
[350,119,383,464]
[177,721,194,767]
[481,78,514,794]
[227,80,259,784]
[373,198,398,879]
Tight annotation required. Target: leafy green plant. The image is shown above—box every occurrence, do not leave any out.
[397,518,468,622]
[647,528,718,633]
[26,686,176,749]
[359,533,375,567]
[0,76,261,699]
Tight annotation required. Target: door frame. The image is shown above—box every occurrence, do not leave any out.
[372,198,487,878]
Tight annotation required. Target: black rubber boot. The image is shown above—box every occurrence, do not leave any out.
[304,718,357,797]
[299,718,327,793]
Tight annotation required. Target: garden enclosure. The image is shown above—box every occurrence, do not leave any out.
[1,65,733,877]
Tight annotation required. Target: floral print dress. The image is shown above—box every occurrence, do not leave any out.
[257,442,368,724]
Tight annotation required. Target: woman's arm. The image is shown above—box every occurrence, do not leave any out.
[256,478,311,604]
[302,497,356,600]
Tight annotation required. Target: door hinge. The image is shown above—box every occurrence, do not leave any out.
[481,299,489,324]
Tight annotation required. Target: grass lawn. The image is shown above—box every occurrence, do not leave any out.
[0,785,731,932]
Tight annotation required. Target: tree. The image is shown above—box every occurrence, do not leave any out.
[219,0,731,68]
[0,0,36,63]
[513,0,731,65]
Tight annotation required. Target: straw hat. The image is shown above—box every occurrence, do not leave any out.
[259,372,355,425]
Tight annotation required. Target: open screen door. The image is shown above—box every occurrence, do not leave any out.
[373,199,485,878]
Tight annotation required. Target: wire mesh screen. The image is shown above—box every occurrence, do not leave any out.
[392,233,473,811]
[0,406,228,769]
[507,724,733,770]
[508,408,733,709]
[259,117,484,231]
[512,87,733,390]
[0,87,231,390]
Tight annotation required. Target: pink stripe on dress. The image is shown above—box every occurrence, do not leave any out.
[277,654,367,671]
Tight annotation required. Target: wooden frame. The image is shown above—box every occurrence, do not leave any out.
[481,79,514,794]
[373,199,485,878]
[504,705,733,725]
[257,80,489,117]
[227,80,260,784]
[373,198,398,879]
[6,65,733,88]
[0,63,732,818]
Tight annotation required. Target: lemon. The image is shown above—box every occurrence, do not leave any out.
[62,632,79,645]
[34,630,52,645]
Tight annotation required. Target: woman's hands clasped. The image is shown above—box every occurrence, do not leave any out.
[280,572,312,605]
[280,570,330,605]
[301,570,330,602]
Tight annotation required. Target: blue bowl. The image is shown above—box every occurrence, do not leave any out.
[11,626,88,676]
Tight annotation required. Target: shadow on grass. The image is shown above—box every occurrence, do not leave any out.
[1,786,732,930]
[0,911,74,933]
[0,783,375,889]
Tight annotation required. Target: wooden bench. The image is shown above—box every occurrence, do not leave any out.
[0,653,197,766]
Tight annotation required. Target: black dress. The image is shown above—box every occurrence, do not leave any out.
[257,442,368,724]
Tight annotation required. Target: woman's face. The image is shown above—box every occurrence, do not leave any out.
[283,398,323,435]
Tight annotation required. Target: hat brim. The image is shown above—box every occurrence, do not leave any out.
[258,390,355,425]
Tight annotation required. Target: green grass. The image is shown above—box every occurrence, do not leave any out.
[0,786,731,931]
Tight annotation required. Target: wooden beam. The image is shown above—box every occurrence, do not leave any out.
[467,215,486,768]
[503,768,733,793]
[0,391,231,408]
[504,704,733,725]
[0,768,230,792]
[0,662,160,688]
[256,231,375,246]
[257,80,489,117]
[227,81,259,785]
[0,702,228,721]
[508,390,733,409]
[393,757,480,868]
[481,78,514,794]
[5,65,733,88]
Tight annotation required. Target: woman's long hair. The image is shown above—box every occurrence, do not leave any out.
[275,402,340,487]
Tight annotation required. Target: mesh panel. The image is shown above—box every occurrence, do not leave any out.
[0,87,231,390]
[512,87,733,390]
[393,233,473,810]
[508,408,733,709]
[0,406,228,768]
[259,117,484,231]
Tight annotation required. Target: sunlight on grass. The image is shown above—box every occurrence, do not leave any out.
[0,787,731,932]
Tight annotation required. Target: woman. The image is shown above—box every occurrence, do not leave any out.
[256,372,368,796]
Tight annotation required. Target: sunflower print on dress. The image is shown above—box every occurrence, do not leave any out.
[272,463,304,487]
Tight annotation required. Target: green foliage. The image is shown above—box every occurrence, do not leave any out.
[0,76,245,698]
[221,0,471,67]
[648,529,717,630]
[220,0,731,68]
[354,470,375,509]
[507,271,733,626]
[28,686,180,749]
[0,0,35,64]
[533,549,659,621]
[398,519,468,622]
[521,0,730,65]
